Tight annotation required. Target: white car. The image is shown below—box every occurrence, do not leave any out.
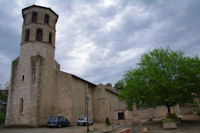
[77,117,93,126]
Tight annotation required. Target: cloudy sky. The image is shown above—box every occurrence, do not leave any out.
[0,0,200,85]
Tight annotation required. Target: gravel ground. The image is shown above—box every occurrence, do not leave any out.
[1,114,200,133]
[0,126,87,133]
[0,123,106,133]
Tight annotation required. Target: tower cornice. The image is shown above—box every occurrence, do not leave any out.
[22,5,58,19]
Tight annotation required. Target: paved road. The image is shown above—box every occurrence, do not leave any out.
[1,115,200,133]
[0,123,104,133]
[0,126,90,133]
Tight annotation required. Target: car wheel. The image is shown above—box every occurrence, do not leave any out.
[58,124,62,128]
[77,122,79,126]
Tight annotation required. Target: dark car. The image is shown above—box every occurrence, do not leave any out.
[47,116,70,128]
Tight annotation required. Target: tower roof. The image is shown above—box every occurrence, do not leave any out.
[22,5,58,18]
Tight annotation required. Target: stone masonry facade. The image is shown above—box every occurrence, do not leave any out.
[5,5,128,127]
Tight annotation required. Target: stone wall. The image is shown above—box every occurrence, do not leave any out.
[132,105,181,122]
[6,36,56,127]
[6,53,37,126]
[92,86,106,123]
[55,71,95,124]
[71,76,94,123]
[132,104,200,122]
[92,84,128,123]
[179,104,200,115]
[105,90,119,122]
[55,71,73,121]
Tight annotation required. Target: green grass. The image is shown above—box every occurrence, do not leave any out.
[162,118,175,123]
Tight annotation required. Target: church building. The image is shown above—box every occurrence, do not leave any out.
[5,5,128,127]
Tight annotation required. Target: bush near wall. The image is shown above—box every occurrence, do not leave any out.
[197,111,200,116]
[0,112,5,123]
[105,117,110,125]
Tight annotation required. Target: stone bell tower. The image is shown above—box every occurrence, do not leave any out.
[6,5,58,127]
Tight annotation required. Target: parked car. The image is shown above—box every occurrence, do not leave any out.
[47,116,70,128]
[77,117,93,126]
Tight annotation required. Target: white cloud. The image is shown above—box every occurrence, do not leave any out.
[103,0,115,7]
[104,13,122,31]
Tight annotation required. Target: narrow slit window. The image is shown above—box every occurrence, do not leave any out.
[25,29,30,41]
[49,32,52,43]
[22,75,24,82]
[36,29,43,41]
[19,98,23,113]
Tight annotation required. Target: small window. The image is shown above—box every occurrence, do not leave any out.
[32,12,37,23]
[19,98,23,113]
[22,75,24,82]
[49,32,52,43]
[45,14,49,24]
[23,15,26,24]
[118,112,125,120]
[36,29,43,41]
[25,29,30,41]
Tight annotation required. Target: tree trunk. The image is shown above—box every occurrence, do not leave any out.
[167,105,171,115]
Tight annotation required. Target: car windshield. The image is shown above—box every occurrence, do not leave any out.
[79,118,85,120]
[58,116,63,119]
[79,117,91,120]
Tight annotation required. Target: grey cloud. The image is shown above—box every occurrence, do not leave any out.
[1,0,200,85]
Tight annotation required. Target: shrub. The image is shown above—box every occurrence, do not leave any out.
[105,117,110,125]
[197,111,200,116]
[162,118,174,123]
[168,113,178,119]
[0,112,5,123]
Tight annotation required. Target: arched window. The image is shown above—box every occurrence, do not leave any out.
[32,12,37,23]
[36,29,43,41]
[45,14,49,24]
[25,29,30,41]
[49,32,52,43]
[19,98,23,113]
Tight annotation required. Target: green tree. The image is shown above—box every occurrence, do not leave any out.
[185,56,200,98]
[0,82,9,102]
[114,79,125,89]
[106,83,112,87]
[119,48,199,114]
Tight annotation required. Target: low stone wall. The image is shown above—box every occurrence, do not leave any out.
[133,106,181,122]
[132,104,200,122]
[180,106,200,115]
[114,119,133,127]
